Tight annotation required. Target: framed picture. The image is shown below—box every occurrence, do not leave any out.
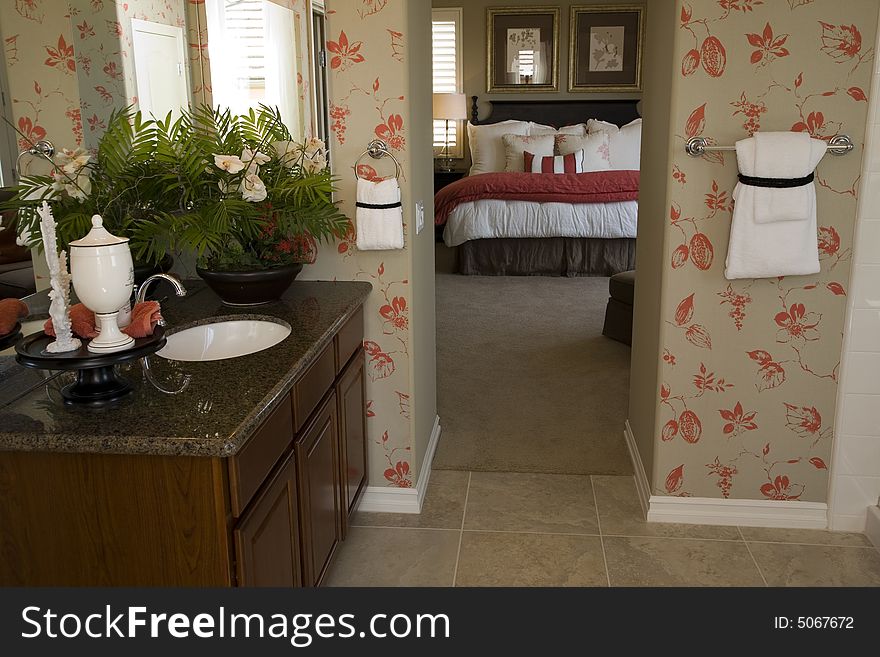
[569,5,644,93]
[487,6,560,93]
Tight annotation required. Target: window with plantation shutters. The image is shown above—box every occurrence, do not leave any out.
[432,8,463,159]
[204,0,303,131]
[221,0,266,87]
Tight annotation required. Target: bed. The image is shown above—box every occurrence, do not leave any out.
[435,97,641,276]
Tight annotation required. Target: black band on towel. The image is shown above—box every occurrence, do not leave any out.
[356,201,402,210]
[737,172,815,188]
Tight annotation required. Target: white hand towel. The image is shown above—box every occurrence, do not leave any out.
[725,132,826,280]
[738,132,824,224]
[356,177,404,251]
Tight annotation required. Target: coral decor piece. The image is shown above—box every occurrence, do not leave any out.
[36,202,80,354]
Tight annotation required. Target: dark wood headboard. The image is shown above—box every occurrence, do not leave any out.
[471,96,640,128]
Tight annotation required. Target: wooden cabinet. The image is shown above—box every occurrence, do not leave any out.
[234,450,301,587]
[295,393,341,586]
[337,350,367,522]
[0,307,366,587]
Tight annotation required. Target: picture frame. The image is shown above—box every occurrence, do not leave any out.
[487,6,560,94]
[568,5,644,93]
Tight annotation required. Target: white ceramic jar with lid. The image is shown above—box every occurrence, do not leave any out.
[69,214,135,353]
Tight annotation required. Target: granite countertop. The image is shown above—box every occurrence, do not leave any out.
[0,280,371,457]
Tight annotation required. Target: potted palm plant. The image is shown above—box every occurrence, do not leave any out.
[1,111,176,284]
[2,105,347,305]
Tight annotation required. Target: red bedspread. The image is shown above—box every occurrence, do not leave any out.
[434,170,640,226]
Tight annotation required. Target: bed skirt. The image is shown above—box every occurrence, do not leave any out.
[456,237,636,277]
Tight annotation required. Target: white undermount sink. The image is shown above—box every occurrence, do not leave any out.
[157,319,291,362]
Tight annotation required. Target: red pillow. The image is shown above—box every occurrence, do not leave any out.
[524,149,585,173]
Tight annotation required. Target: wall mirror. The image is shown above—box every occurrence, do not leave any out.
[204,0,308,138]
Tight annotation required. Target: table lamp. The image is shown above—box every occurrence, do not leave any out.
[432,93,467,172]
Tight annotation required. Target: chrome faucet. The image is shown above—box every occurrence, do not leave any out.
[135,274,187,327]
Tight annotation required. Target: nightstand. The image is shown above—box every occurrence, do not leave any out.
[434,169,466,193]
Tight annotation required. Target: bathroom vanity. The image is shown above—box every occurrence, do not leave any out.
[0,280,371,587]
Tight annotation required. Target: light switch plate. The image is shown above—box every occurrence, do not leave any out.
[415,200,425,235]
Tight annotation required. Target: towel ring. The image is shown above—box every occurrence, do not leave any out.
[15,140,55,176]
[354,139,401,180]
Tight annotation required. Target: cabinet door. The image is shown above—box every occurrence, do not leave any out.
[233,451,302,587]
[337,350,367,524]
[295,392,341,587]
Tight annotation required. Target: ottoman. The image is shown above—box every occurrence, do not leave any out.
[602,270,635,346]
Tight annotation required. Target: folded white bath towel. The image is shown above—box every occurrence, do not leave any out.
[748,132,824,223]
[725,131,826,280]
[356,177,404,251]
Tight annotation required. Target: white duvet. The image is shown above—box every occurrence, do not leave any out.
[442,199,638,247]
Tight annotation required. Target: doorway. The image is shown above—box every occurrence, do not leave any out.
[131,19,190,120]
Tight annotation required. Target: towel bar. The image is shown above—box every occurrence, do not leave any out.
[685,134,854,157]
[354,139,401,180]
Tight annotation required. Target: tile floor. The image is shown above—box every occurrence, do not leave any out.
[324,471,880,587]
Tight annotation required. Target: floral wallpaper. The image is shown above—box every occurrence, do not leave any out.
[301,0,418,488]
[657,0,879,503]
[0,1,84,172]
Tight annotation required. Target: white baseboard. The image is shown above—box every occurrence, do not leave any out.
[829,513,869,533]
[866,506,880,551]
[624,419,828,529]
[356,415,441,514]
[623,420,651,518]
[647,495,828,529]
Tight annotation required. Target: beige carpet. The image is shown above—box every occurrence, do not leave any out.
[433,272,633,476]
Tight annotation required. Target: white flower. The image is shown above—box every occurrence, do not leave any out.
[304,137,326,156]
[241,148,271,172]
[240,173,267,202]
[50,174,65,196]
[50,169,91,200]
[65,175,91,201]
[272,140,300,168]
[213,154,246,174]
[302,151,327,174]
[54,147,90,173]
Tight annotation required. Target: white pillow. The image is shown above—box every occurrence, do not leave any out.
[554,132,613,171]
[467,120,530,175]
[529,122,587,136]
[586,118,641,170]
[610,119,641,170]
[586,118,620,134]
[502,134,555,172]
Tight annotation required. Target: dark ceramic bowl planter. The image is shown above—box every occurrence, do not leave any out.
[197,263,303,306]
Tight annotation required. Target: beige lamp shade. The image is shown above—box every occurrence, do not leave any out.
[432,93,468,120]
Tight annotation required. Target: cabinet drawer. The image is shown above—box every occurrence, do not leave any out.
[292,343,335,433]
[334,307,364,373]
[228,395,294,518]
